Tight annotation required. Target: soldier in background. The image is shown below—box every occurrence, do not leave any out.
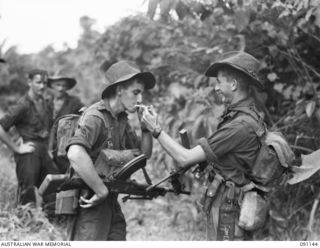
[47,74,84,173]
[0,69,58,204]
[48,74,84,120]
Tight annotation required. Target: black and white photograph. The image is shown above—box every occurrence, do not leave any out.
[0,0,320,244]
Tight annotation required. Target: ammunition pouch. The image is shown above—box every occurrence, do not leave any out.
[217,181,241,241]
[238,182,269,231]
[94,149,141,178]
[203,166,270,239]
[199,172,224,214]
[55,189,79,215]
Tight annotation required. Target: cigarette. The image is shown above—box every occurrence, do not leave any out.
[135,104,151,110]
[135,104,146,108]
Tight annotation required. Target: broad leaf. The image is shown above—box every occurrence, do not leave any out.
[305,101,316,117]
[288,149,320,184]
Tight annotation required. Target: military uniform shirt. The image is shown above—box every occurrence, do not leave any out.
[198,98,261,186]
[0,93,53,141]
[67,100,139,162]
[53,93,84,121]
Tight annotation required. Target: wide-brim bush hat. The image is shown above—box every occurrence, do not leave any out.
[48,75,77,90]
[205,51,264,89]
[101,60,156,98]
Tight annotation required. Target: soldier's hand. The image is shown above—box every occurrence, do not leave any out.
[18,141,35,154]
[136,105,149,132]
[142,106,159,132]
[79,192,108,208]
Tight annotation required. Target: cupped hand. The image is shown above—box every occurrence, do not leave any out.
[137,105,149,132]
[79,192,108,208]
[18,141,35,154]
[142,106,159,132]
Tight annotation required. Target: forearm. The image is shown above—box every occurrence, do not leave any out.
[140,131,153,158]
[67,145,108,197]
[156,130,206,167]
[0,125,19,153]
[141,107,207,166]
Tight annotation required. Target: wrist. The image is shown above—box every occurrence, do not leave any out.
[152,126,162,139]
[97,187,109,198]
[13,145,20,154]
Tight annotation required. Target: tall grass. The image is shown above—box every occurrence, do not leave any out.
[122,195,206,240]
[0,148,65,240]
[0,147,17,210]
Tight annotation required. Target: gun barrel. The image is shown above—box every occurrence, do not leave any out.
[58,178,191,199]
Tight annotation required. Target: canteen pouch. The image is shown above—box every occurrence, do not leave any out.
[55,189,79,215]
[238,190,268,231]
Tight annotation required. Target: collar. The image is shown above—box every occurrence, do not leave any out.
[55,92,69,101]
[96,100,127,120]
[27,91,44,104]
[228,97,255,110]
[220,97,256,121]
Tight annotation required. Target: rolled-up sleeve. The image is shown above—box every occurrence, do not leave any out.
[0,102,26,131]
[198,137,217,162]
[198,121,247,162]
[66,114,103,151]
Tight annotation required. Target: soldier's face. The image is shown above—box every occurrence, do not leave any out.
[119,79,145,113]
[215,71,235,104]
[51,80,68,98]
[28,74,47,97]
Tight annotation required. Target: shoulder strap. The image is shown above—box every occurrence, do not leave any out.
[82,107,113,146]
[231,106,261,123]
[82,108,110,129]
[54,113,80,126]
[231,106,267,138]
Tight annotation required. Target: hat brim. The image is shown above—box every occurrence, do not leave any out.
[48,77,77,90]
[102,71,155,98]
[205,62,264,89]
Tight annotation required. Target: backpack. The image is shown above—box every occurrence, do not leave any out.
[53,107,109,160]
[55,114,81,158]
[230,106,295,231]
[53,105,136,175]
[232,106,294,187]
